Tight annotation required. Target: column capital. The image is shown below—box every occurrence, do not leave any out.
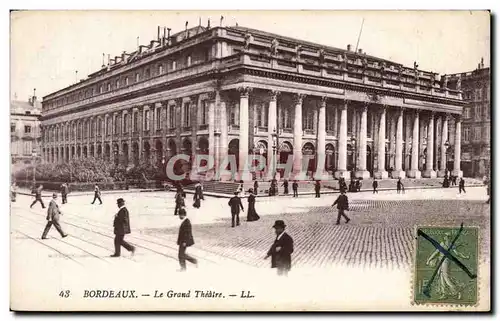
[269,90,281,101]
[189,94,198,102]
[293,93,305,104]
[454,114,462,122]
[320,96,328,105]
[207,91,217,100]
[398,107,406,115]
[361,104,368,112]
[238,86,253,98]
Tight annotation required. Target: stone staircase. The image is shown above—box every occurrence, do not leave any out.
[184,177,485,197]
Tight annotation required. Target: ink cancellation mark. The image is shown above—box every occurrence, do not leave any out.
[413,224,479,306]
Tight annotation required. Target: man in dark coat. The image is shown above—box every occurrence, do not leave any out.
[60,183,69,204]
[282,179,289,195]
[41,193,68,239]
[372,179,379,194]
[253,180,259,196]
[228,191,244,227]
[314,180,321,198]
[265,220,294,276]
[111,198,135,257]
[332,190,350,225]
[459,177,466,194]
[292,180,299,197]
[396,178,404,194]
[30,184,45,209]
[174,189,185,215]
[177,208,197,271]
[91,184,103,205]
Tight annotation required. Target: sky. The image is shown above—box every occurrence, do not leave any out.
[10,10,490,102]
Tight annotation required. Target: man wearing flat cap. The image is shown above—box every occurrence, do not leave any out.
[265,220,294,276]
[41,193,68,239]
[111,198,135,257]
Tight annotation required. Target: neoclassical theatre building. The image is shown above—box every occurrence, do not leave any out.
[41,24,466,180]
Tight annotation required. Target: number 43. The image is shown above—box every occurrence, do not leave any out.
[59,290,70,298]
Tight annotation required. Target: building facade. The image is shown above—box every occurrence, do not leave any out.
[41,25,465,180]
[11,95,42,164]
[445,62,490,178]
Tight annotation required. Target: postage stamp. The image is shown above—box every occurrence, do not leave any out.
[413,224,479,306]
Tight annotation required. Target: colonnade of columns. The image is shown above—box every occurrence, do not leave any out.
[41,86,463,180]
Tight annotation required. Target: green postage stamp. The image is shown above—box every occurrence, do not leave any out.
[413,224,479,306]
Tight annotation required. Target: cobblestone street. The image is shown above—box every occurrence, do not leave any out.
[10,186,490,310]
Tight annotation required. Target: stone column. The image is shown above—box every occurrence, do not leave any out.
[191,95,199,172]
[375,106,388,179]
[219,95,228,170]
[214,130,221,176]
[438,114,449,177]
[208,92,216,169]
[315,97,329,180]
[452,116,463,178]
[267,90,279,179]
[408,110,421,178]
[423,112,437,178]
[292,93,304,177]
[356,103,370,179]
[335,100,349,179]
[238,87,252,180]
[393,108,406,178]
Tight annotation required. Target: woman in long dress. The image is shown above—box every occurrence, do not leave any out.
[246,189,260,222]
[193,183,202,209]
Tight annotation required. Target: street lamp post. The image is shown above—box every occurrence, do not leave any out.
[31,148,37,187]
[271,128,278,180]
[351,137,357,178]
[444,140,450,175]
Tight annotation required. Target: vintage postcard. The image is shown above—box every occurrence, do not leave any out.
[9,10,491,311]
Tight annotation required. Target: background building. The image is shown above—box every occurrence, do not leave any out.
[445,60,490,178]
[11,92,42,164]
[40,24,466,180]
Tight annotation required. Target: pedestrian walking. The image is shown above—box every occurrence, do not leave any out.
[174,188,185,215]
[332,190,350,225]
[459,177,466,194]
[397,178,405,194]
[315,180,321,198]
[269,178,278,196]
[60,183,69,204]
[292,180,299,197]
[356,179,362,192]
[246,189,260,222]
[110,198,135,257]
[91,184,103,205]
[264,220,294,276]
[177,208,197,271]
[41,193,68,239]
[30,184,45,209]
[228,191,244,227]
[192,182,203,209]
[10,182,17,202]
[372,179,379,194]
[282,179,289,195]
[253,180,259,196]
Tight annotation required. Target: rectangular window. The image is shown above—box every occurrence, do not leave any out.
[114,115,120,134]
[158,64,163,75]
[24,125,31,134]
[172,61,177,71]
[145,68,150,79]
[133,112,138,132]
[116,79,120,89]
[183,103,191,127]
[156,108,161,129]
[144,110,150,131]
[303,110,314,130]
[201,101,208,125]
[135,73,140,82]
[125,77,129,86]
[169,105,175,128]
[123,114,128,133]
[10,123,15,133]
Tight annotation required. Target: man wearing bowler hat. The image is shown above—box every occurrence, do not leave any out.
[111,198,135,257]
[332,190,350,225]
[228,191,244,227]
[41,193,68,239]
[265,220,294,276]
